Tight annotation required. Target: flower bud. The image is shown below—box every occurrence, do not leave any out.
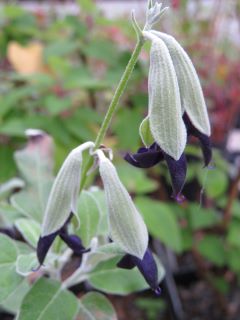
[98,151,148,259]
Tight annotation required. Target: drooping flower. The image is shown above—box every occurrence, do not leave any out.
[124,28,212,200]
[37,213,89,266]
[117,248,161,295]
[125,143,187,202]
[125,114,211,201]
[97,150,148,259]
[37,141,95,266]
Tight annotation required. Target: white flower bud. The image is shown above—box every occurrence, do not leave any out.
[98,151,148,259]
[41,142,95,237]
[151,30,211,136]
[144,31,187,160]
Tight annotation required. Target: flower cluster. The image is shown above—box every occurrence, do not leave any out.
[36,0,212,297]
[125,5,212,201]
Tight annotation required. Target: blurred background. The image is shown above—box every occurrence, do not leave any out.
[0,0,240,319]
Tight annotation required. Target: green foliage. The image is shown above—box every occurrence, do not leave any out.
[78,292,117,320]
[197,235,226,266]
[17,278,79,320]
[136,197,182,253]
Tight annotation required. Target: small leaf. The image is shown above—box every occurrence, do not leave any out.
[15,218,41,247]
[16,253,38,276]
[145,32,186,160]
[17,278,79,320]
[77,190,100,247]
[139,116,154,147]
[78,292,117,320]
[99,156,148,259]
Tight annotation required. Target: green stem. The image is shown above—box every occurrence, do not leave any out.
[80,37,145,190]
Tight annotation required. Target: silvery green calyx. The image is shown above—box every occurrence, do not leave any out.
[150,30,211,136]
[144,30,187,161]
[97,150,148,259]
[37,141,95,266]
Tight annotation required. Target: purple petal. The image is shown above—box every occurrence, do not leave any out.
[164,153,187,201]
[184,113,212,166]
[36,212,74,266]
[132,249,160,293]
[37,231,58,266]
[117,254,136,270]
[59,232,89,256]
[124,144,163,168]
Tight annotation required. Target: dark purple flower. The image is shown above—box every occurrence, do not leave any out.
[117,248,161,295]
[124,114,212,201]
[36,213,89,267]
[124,143,187,201]
[183,113,212,167]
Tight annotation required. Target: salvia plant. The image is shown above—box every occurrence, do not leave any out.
[0,1,212,319]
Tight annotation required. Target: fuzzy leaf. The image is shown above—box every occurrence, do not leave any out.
[146,32,186,160]
[152,31,211,136]
[15,218,41,247]
[17,278,79,320]
[99,156,148,259]
[78,292,117,320]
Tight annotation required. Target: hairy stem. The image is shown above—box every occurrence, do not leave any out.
[80,37,145,190]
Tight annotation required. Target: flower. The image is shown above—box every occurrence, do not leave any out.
[117,248,161,295]
[37,213,89,266]
[124,115,212,201]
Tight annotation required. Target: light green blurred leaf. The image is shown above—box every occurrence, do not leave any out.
[116,163,158,194]
[15,218,41,247]
[78,292,117,320]
[17,278,79,320]
[197,167,228,198]
[197,235,225,266]
[16,253,38,276]
[135,197,182,252]
[227,221,240,248]
[0,265,23,303]
[0,279,30,314]
[188,204,219,230]
[0,233,18,264]
[77,190,100,247]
